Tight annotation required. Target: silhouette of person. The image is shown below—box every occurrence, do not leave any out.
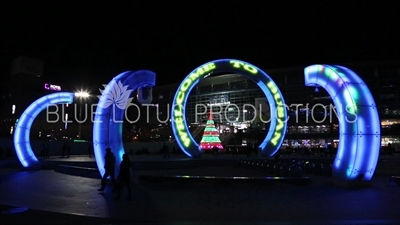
[212,146,219,155]
[61,143,66,158]
[88,144,93,158]
[388,143,393,155]
[40,142,46,158]
[66,142,71,158]
[162,143,169,158]
[304,146,310,157]
[115,154,132,200]
[246,145,251,157]
[44,143,50,159]
[172,146,176,155]
[98,148,116,192]
[328,144,333,157]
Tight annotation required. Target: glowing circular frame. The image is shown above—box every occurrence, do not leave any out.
[304,65,381,183]
[171,59,288,158]
[93,70,156,177]
[13,92,74,169]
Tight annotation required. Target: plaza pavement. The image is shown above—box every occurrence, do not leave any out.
[0,154,400,224]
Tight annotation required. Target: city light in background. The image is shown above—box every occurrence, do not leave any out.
[75,91,90,139]
[75,91,90,98]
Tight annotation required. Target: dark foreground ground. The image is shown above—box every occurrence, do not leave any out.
[0,154,399,225]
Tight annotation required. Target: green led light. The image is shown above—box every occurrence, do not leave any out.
[348,86,359,100]
[267,81,285,146]
[173,62,217,148]
[230,60,258,74]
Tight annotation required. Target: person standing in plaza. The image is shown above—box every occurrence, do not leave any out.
[98,148,116,192]
[88,143,93,158]
[328,144,333,157]
[61,143,66,158]
[44,143,50,159]
[66,142,71,158]
[162,143,170,158]
[40,142,46,158]
[246,145,251,157]
[115,153,132,200]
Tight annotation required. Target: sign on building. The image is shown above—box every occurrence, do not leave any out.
[207,94,230,106]
[44,83,61,91]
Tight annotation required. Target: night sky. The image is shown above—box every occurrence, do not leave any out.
[1,1,399,88]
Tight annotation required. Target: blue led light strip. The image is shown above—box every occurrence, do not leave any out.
[304,65,380,182]
[13,92,74,169]
[93,70,156,177]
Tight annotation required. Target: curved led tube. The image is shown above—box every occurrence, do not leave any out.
[13,92,74,169]
[171,59,288,158]
[304,65,381,182]
[93,70,156,177]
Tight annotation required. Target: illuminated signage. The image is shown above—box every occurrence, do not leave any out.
[230,60,258,74]
[304,65,380,183]
[208,95,229,106]
[173,63,217,149]
[267,81,286,146]
[207,102,231,106]
[44,83,61,91]
[171,59,288,158]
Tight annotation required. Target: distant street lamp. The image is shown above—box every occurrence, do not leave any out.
[75,91,90,98]
[75,91,90,139]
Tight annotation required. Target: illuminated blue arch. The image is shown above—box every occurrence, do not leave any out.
[93,70,155,177]
[171,59,288,158]
[304,65,381,183]
[13,92,74,169]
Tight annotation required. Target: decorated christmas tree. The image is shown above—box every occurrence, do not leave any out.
[199,109,223,151]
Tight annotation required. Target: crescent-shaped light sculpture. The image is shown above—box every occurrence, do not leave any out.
[171,59,288,158]
[304,65,381,186]
[93,70,155,177]
[13,92,75,169]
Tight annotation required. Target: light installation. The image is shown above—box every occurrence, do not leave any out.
[171,59,287,158]
[93,70,155,177]
[199,110,223,151]
[304,65,381,184]
[13,92,74,169]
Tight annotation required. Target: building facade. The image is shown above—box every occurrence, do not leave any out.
[0,56,94,141]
